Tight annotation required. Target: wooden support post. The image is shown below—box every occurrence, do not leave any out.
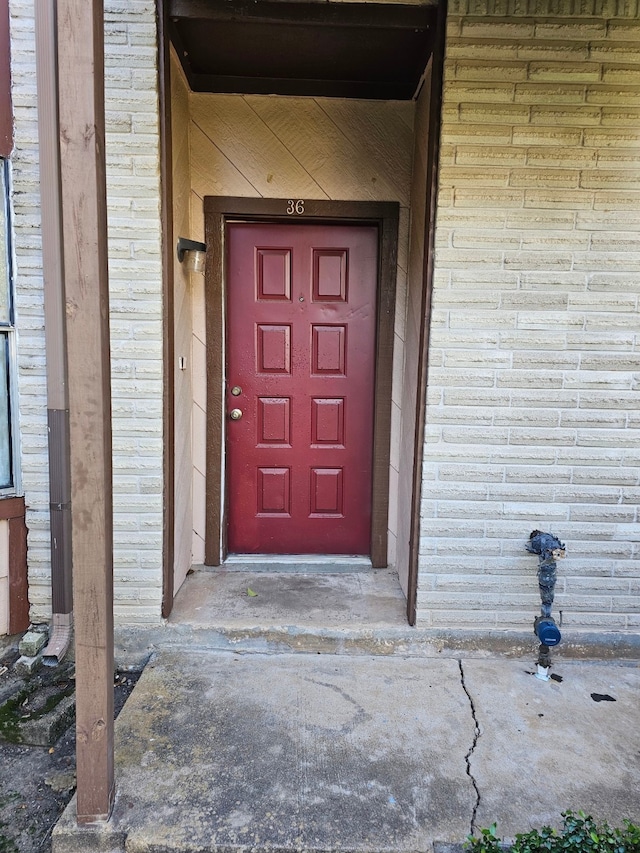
[56,0,115,823]
[0,0,12,157]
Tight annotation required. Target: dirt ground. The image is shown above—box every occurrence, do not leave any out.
[0,640,140,853]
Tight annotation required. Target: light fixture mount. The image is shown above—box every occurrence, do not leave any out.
[177,237,207,274]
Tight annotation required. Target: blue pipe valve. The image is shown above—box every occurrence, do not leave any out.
[534,615,561,647]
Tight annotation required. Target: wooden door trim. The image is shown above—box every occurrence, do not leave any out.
[158,0,176,618]
[203,197,399,567]
[406,0,447,625]
[0,496,29,634]
[0,0,11,157]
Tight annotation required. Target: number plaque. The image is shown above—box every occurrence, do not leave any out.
[286,199,305,215]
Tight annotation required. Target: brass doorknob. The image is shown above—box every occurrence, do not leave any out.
[229,408,243,421]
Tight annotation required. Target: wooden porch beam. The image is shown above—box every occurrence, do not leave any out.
[188,73,420,100]
[158,0,176,619]
[169,0,435,28]
[56,0,115,823]
[0,0,12,156]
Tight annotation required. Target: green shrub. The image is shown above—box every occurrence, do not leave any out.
[465,811,640,853]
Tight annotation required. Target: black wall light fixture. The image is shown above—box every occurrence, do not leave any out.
[177,237,207,274]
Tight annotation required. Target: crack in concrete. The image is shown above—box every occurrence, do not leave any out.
[458,659,481,836]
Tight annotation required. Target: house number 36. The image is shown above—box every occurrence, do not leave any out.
[286,199,305,215]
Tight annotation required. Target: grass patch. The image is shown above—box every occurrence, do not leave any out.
[0,680,75,745]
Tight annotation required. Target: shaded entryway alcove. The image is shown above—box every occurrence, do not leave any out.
[159,0,446,625]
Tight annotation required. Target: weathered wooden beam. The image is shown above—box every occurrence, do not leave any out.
[56,0,115,823]
[169,0,435,28]
[188,73,419,100]
[158,0,177,619]
[2,497,29,634]
[0,0,11,157]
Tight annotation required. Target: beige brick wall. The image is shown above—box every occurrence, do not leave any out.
[9,1,164,624]
[104,1,163,624]
[10,0,52,619]
[418,0,640,635]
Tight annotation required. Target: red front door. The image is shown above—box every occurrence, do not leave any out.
[226,222,378,555]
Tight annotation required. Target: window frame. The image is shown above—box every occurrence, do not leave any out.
[0,158,20,496]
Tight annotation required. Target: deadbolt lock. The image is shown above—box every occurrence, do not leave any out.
[231,386,242,396]
[229,408,243,421]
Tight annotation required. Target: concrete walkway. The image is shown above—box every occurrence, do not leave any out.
[53,652,640,853]
[53,648,640,853]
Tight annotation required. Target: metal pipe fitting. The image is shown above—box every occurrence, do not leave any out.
[526,530,565,679]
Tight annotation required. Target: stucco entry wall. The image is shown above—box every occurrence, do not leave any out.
[419,0,640,634]
[171,50,194,598]
[186,90,415,569]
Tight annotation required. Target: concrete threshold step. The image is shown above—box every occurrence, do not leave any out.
[219,555,373,572]
[113,569,640,666]
[113,568,529,662]
[139,567,424,657]
[118,621,457,660]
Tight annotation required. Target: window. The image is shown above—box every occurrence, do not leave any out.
[0,160,16,492]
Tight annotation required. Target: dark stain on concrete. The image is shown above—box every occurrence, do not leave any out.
[591,692,616,702]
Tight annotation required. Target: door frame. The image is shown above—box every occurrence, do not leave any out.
[203,197,399,568]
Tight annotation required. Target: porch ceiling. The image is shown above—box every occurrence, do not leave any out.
[168,0,438,100]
